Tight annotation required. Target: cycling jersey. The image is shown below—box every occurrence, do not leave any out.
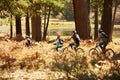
[100,32,108,41]
[99,31,109,50]
[55,37,64,51]
[72,33,80,43]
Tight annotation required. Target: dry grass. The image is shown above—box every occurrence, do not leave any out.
[0,36,120,79]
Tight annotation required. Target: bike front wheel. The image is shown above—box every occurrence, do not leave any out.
[89,48,99,60]
[76,48,85,56]
[63,47,68,54]
[105,48,115,59]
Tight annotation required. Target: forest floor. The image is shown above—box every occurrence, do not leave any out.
[0,17,120,79]
[0,35,120,80]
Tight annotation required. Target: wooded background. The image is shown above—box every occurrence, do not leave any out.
[0,0,120,41]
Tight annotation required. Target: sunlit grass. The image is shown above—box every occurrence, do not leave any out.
[0,38,120,79]
[0,18,120,41]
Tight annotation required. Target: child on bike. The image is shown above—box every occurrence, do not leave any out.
[25,35,32,47]
[69,30,80,50]
[97,29,109,51]
[54,34,64,51]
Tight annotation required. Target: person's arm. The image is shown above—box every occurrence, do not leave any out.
[95,33,101,42]
[47,39,56,43]
[68,33,74,41]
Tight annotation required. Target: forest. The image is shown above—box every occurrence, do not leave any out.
[0,0,120,80]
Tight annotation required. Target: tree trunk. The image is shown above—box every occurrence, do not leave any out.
[15,15,23,41]
[94,1,99,40]
[110,0,118,41]
[87,0,90,15]
[15,15,22,35]
[118,0,120,4]
[31,14,42,41]
[26,11,30,36]
[73,0,90,39]
[10,14,13,39]
[43,6,51,41]
[87,0,91,39]
[101,0,113,41]
[43,5,47,40]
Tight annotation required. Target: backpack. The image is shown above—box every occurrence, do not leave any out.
[59,38,64,44]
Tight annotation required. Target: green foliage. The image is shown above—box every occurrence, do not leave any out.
[0,11,9,18]
[0,0,13,18]
[19,0,31,8]
[90,0,104,15]
[0,0,74,21]
[0,0,27,17]
[52,0,74,21]
[0,0,12,11]
[63,0,74,21]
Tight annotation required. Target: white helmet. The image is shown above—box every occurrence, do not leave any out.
[73,30,77,34]
[26,35,30,38]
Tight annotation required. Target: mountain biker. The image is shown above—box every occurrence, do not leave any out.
[54,34,64,51]
[97,29,109,51]
[25,35,32,47]
[69,30,80,50]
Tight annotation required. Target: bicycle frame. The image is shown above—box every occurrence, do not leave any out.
[95,45,103,53]
[64,43,77,52]
[63,43,84,54]
[89,44,115,60]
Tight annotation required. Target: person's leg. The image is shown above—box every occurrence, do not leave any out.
[102,40,109,51]
[55,42,59,51]
[56,47,59,51]
[69,43,75,49]
[26,42,29,47]
[74,42,80,51]
[76,42,80,48]
[99,42,105,51]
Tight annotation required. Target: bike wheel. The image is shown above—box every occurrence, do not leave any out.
[63,47,70,54]
[105,48,115,59]
[76,48,85,56]
[58,48,64,53]
[89,48,99,60]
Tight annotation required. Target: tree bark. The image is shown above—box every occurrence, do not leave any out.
[26,11,30,36]
[73,0,90,39]
[31,14,42,41]
[10,14,13,39]
[87,0,91,39]
[15,15,23,41]
[43,6,51,41]
[110,0,118,41]
[43,5,47,40]
[15,15,22,35]
[101,0,113,41]
[94,1,99,40]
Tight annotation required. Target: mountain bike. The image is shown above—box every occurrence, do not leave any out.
[62,43,85,56]
[89,44,115,60]
[52,42,85,63]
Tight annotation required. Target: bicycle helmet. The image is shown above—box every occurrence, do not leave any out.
[73,30,77,34]
[26,35,30,38]
[98,29,103,33]
[57,34,61,37]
